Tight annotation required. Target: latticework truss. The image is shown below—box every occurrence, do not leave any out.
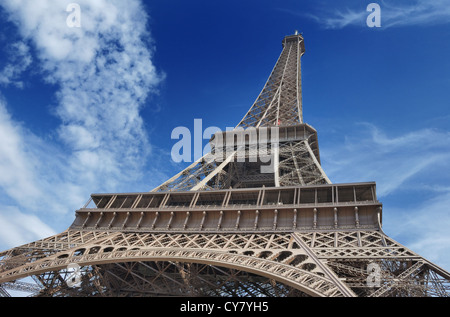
[1,228,449,297]
[237,34,305,128]
[1,32,449,297]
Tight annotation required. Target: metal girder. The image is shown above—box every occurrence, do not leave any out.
[237,34,305,128]
[278,139,331,186]
[0,231,355,297]
[1,228,449,297]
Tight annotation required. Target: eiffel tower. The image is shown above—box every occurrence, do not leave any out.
[1,32,449,298]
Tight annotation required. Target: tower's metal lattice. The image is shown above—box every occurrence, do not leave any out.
[1,33,449,297]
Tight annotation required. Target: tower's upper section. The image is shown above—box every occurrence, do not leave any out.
[236,33,305,129]
[282,32,306,52]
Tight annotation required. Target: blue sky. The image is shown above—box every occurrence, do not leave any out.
[0,0,449,273]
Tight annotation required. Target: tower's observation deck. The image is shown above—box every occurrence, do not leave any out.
[73,182,382,232]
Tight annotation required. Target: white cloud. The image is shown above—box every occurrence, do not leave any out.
[301,0,450,29]
[0,0,162,189]
[384,191,450,270]
[0,0,164,248]
[0,206,56,247]
[0,95,89,225]
[380,0,450,28]
[0,97,42,207]
[323,123,450,197]
[306,8,367,30]
[0,41,32,88]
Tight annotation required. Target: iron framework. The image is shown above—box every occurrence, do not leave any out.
[0,32,449,297]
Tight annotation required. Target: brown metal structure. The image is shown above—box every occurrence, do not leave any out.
[1,33,449,297]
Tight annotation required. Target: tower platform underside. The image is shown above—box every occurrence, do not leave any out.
[1,183,449,297]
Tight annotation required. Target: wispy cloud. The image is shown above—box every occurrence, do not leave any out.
[384,191,450,270]
[380,0,450,28]
[294,0,450,29]
[0,0,163,248]
[321,122,450,269]
[0,97,43,207]
[323,123,450,196]
[0,41,32,88]
[304,7,367,30]
[0,206,56,247]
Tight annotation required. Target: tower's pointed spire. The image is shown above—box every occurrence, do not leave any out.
[237,32,305,129]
